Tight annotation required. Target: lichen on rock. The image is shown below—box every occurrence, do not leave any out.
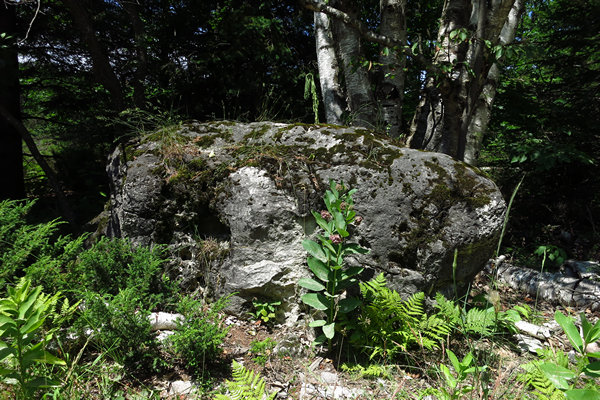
[101,121,506,322]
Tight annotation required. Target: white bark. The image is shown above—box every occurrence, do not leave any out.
[314,11,345,124]
[378,0,407,137]
[464,0,524,164]
[331,0,375,128]
[408,0,523,161]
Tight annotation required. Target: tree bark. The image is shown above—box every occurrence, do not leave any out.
[63,0,125,111]
[0,1,25,200]
[408,0,523,161]
[331,0,375,128]
[464,0,524,164]
[377,0,407,138]
[314,11,345,124]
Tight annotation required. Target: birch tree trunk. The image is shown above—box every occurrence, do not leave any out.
[331,0,375,128]
[304,0,523,163]
[63,0,125,111]
[408,0,523,161]
[377,0,407,138]
[464,0,524,164]
[314,11,345,124]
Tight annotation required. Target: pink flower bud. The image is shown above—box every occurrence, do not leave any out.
[320,210,332,221]
[330,234,343,244]
[354,216,363,225]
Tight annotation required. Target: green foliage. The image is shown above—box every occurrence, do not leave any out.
[351,273,451,361]
[303,73,319,124]
[249,299,281,326]
[73,237,172,306]
[299,180,368,347]
[249,338,277,366]
[0,278,66,399]
[215,360,276,400]
[169,294,231,379]
[0,199,84,289]
[340,363,392,380]
[520,311,600,400]
[422,349,487,400]
[77,287,161,371]
[434,293,523,337]
[534,245,567,269]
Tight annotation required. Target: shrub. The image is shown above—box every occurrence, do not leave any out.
[77,288,162,371]
[73,237,173,307]
[169,294,231,379]
[0,199,84,290]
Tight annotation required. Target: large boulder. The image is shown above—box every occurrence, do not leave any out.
[103,121,506,321]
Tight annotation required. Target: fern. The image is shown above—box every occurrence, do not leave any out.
[215,361,276,400]
[519,362,565,400]
[353,274,452,360]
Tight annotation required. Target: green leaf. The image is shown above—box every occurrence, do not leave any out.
[539,362,575,390]
[298,278,326,292]
[565,389,600,400]
[342,243,369,255]
[322,322,335,339]
[338,297,361,313]
[583,361,600,377]
[309,319,326,327]
[447,349,461,372]
[301,293,329,310]
[341,266,363,279]
[581,313,600,343]
[312,211,333,235]
[38,351,66,366]
[18,286,42,320]
[555,311,584,353]
[302,239,327,263]
[333,211,348,235]
[307,257,329,282]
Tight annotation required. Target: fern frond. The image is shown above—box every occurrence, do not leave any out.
[462,307,496,336]
[434,292,461,326]
[359,273,388,301]
[215,361,276,400]
[519,362,564,400]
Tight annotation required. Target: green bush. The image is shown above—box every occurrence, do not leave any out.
[0,199,84,289]
[77,287,162,371]
[73,237,173,307]
[169,294,231,379]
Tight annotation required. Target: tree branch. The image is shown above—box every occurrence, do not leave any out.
[301,0,438,74]
[0,104,77,226]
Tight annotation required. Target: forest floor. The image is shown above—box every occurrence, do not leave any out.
[150,270,599,399]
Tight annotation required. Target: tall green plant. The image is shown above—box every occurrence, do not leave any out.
[521,311,600,400]
[298,180,368,346]
[0,278,66,399]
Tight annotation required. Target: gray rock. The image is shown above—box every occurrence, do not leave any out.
[103,121,506,320]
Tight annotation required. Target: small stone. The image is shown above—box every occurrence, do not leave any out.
[320,371,338,385]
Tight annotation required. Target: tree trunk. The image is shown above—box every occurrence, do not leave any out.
[407,0,523,161]
[0,1,25,200]
[314,11,345,125]
[377,0,407,138]
[464,0,524,164]
[0,104,76,225]
[63,0,125,111]
[331,0,375,128]
[120,0,148,109]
